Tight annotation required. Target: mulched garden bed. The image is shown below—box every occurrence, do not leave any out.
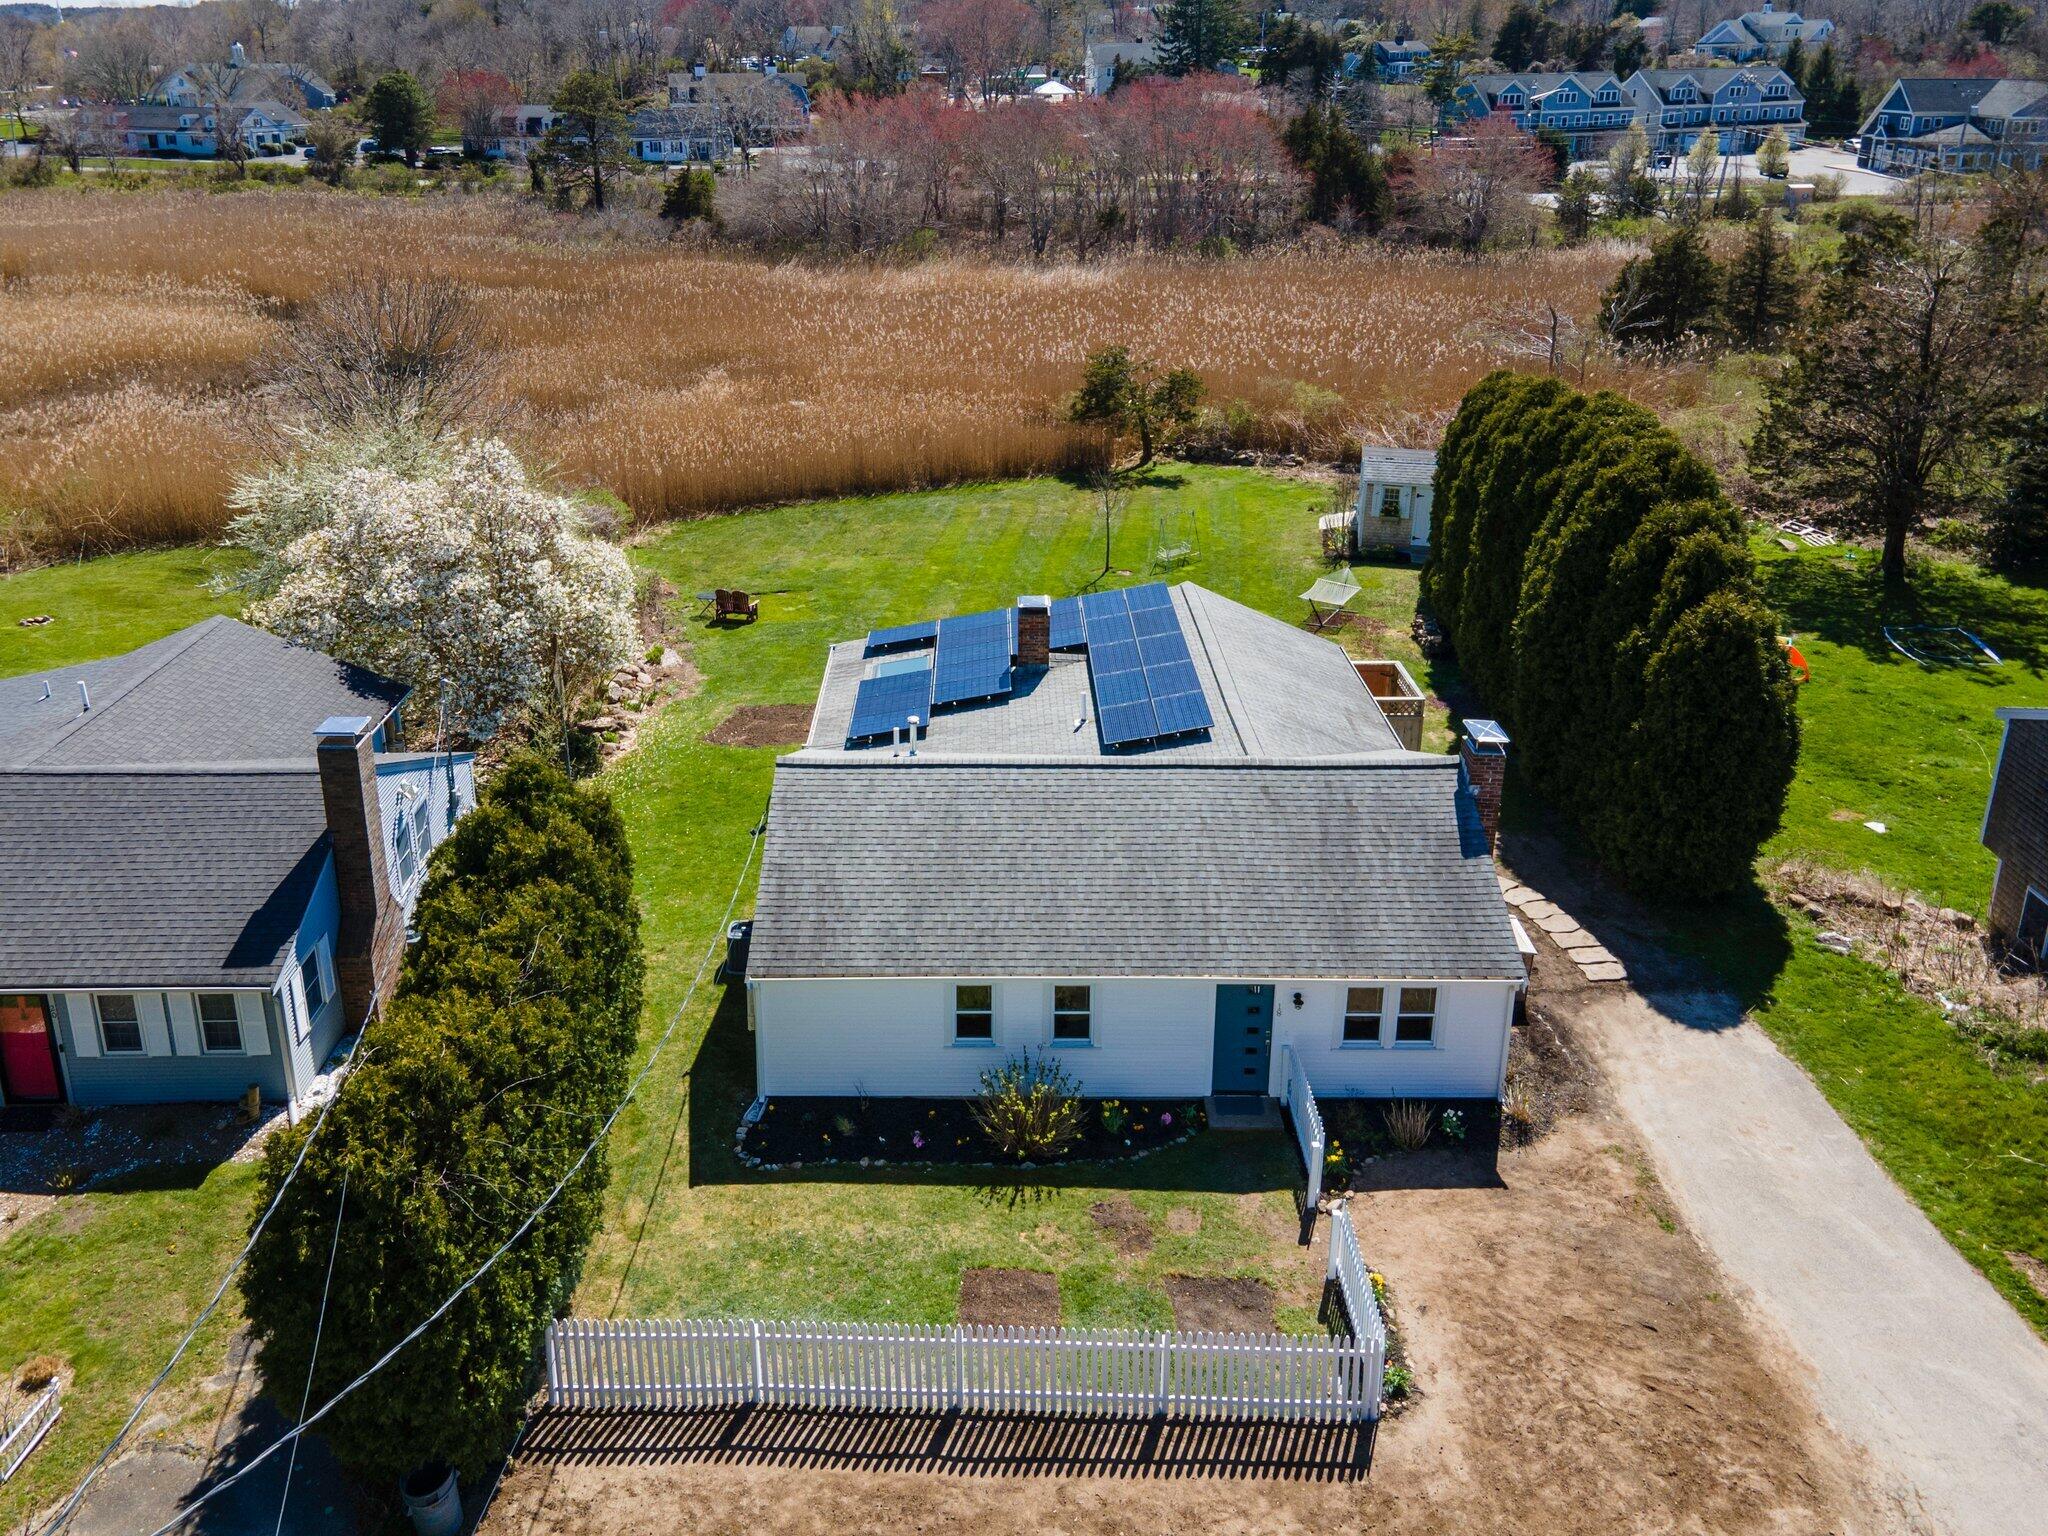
[1165,1275,1276,1333]
[959,1268,1062,1326]
[706,703,814,747]
[736,1096,1206,1170]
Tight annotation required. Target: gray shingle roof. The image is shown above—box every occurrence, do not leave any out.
[807,584,1399,760]
[1891,77,2048,118]
[1359,446,1437,484]
[0,616,407,770]
[749,757,1523,980]
[0,767,329,989]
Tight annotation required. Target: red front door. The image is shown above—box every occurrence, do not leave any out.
[0,995,63,1103]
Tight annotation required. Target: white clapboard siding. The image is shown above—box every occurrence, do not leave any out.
[547,1318,1381,1424]
[1280,1042,1325,1208]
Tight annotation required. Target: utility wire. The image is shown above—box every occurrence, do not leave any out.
[274,1171,349,1536]
[130,809,768,1536]
[34,1023,367,1536]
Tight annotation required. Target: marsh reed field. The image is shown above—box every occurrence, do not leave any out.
[0,188,1678,562]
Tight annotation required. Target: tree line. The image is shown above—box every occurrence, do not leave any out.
[1426,370,1801,898]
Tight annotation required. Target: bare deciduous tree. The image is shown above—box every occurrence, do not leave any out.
[265,274,494,434]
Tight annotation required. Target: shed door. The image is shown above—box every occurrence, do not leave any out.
[0,995,63,1103]
[1211,984,1274,1096]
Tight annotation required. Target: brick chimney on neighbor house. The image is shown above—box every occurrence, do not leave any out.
[1460,719,1510,851]
[316,714,406,1028]
[1017,594,1051,668]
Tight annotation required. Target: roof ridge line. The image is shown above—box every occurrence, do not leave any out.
[17,616,233,765]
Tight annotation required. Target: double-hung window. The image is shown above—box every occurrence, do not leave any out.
[954,984,994,1043]
[96,994,143,1054]
[1394,987,1438,1045]
[1378,485,1403,518]
[197,994,242,1054]
[1342,986,1384,1046]
[391,788,430,894]
[300,947,328,1027]
[1052,985,1092,1044]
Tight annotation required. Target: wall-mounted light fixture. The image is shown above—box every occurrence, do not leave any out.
[1291,991,1305,1010]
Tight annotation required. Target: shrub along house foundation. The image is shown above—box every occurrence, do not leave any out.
[0,618,475,1112]
[745,584,1525,1107]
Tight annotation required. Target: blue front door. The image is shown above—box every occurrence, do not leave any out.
[1211,984,1274,1095]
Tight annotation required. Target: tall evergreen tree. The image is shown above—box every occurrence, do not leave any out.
[1721,210,1802,349]
[1156,0,1248,75]
[1282,103,1392,230]
[1601,222,1720,349]
[1801,43,1860,138]
[1987,407,2048,570]
[1493,2,1551,70]
[539,71,631,211]
[362,70,434,167]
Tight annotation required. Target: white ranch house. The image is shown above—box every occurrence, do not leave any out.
[745,584,1525,1105]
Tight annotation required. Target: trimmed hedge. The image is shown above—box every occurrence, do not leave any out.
[1428,370,1798,896]
[241,756,644,1484]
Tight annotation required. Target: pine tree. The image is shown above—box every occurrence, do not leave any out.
[1988,408,2048,571]
[1601,222,1720,350]
[1720,210,1802,349]
[1156,0,1248,75]
[539,70,631,212]
[1555,167,1598,243]
[1493,2,1550,70]
[363,70,434,167]
[1282,103,1391,230]
[1802,43,1860,138]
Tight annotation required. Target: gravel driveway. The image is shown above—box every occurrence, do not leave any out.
[1520,861,2048,1536]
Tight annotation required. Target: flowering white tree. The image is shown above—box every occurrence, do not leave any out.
[245,435,635,742]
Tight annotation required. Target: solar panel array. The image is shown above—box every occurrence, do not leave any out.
[1079,583,1214,749]
[846,662,933,742]
[864,620,938,656]
[931,607,1016,707]
[846,585,1213,749]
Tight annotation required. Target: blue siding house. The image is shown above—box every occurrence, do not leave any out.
[1695,3,1834,61]
[0,618,475,1112]
[1855,77,2048,173]
[1624,66,1808,153]
[1452,72,1633,157]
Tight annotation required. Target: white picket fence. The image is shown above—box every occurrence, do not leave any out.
[1325,1206,1387,1365]
[1280,1042,1326,1208]
[547,1317,1382,1424]
[0,1384,60,1484]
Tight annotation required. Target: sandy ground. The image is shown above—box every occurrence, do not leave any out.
[479,1049,1894,1536]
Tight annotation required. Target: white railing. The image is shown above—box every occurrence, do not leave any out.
[547,1317,1381,1424]
[1325,1205,1387,1400]
[0,1384,60,1484]
[1280,1042,1325,1209]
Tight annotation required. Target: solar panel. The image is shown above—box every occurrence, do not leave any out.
[1049,596,1086,650]
[931,608,1019,707]
[1144,658,1202,697]
[1089,639,1141,677]
[1137,631,1191,667]
[1080,590,1129,625]
[1151,688,1213,736]
[1093,668,1150,707]
[1130,604,1178,638]
[864,620,937,656]
[1097,699,1158,745]
[1078,581,1214,747]
[1124,582,1173,612]
[847,665,933,742]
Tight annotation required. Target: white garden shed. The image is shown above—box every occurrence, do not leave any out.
[1352,446,1438,564]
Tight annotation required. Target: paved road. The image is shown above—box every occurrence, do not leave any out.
[1565,976,2048,1536]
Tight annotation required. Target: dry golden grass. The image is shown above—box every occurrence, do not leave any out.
[0,188,1680,560]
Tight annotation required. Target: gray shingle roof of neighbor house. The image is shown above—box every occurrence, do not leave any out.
[753,582,1520,980]
[1891,77,2048,117]
[748,757,1524,980]
[0,616,408,770]
[1358,446,1437,484]
[0,765,331,988]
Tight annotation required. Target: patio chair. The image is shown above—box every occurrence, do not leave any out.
[714,589,760,623]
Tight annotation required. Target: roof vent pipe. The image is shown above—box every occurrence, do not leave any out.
[908,714,921,756]
[78,681,90,713]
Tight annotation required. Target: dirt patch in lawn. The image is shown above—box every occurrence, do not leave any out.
[1088,1197,1154,1258]
[958,1268,1060,1327]
[1164,1276,1275,1333]
[2008,1250,2048,1304]
[483,1041,1892,1536]
[706,704,813,748]
[1164,1206,1202,1237]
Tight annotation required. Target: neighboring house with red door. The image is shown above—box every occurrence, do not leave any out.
[0,618,474,1112]
[1982,707,2048,965]
[743,583,1524,1106]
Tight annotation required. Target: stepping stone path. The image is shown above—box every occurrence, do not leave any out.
[1497,875,1629,985]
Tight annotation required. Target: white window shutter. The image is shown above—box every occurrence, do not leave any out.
[167,994,200,1057]
[138,994,171,1057]
[65,995,98,1058]
[236,992,271,1056]
[317,942,336,1008]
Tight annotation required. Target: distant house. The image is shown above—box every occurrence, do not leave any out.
[1352,447,1438,564]
[1452,71,1634,156]
[1084,39,1159,94]
[114,97,306,157]
[1625,65,1807,153]
[651,65,809,160]
[1371,37,1432,82]
[666,65,809,119]
[0,618,475,1112]
[778,24,844,62]
[745,584,1525,1104]
[1855,77,2048,173]
[479,104,557,163]
[630,106,734,165]
[1982,709,2048,963]
[151,43,337,113]
[1695,3,1834,62]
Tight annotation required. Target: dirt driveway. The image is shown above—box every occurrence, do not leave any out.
[480,1039,1894,1536]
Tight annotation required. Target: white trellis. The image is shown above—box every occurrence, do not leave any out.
[0,1384,60,1484]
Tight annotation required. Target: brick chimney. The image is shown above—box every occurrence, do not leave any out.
[316,715,406,1028]
[1460,719,1510,851]
[1016,595,1051,668]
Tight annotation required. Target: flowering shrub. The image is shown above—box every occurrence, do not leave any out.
[243,430,634,741]
[1441,1108,1466,1143]
[1100,1099,1127,1135]
[971,1052,1083,1162]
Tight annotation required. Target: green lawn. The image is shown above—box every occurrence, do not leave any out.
[0,547,242,673]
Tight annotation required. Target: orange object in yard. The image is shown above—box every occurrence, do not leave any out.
[1784,642,1810,682]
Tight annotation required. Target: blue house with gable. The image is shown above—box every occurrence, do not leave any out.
[0,618,475,1113]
